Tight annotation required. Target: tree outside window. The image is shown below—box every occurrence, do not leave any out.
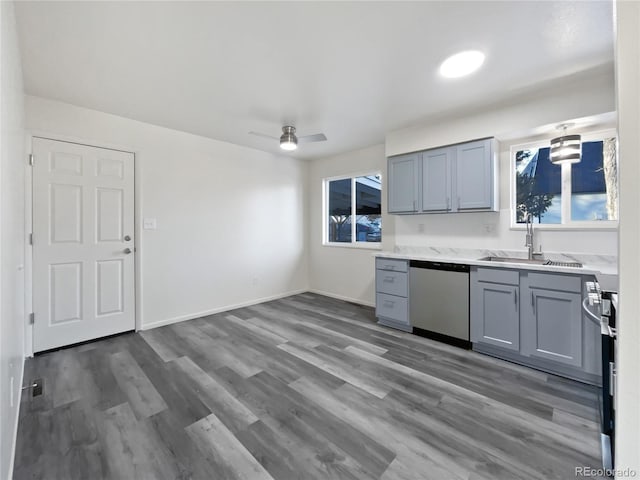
[514,135,617,226]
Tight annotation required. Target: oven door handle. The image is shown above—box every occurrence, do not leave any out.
[610,362,616,398]
[582,298,604,326]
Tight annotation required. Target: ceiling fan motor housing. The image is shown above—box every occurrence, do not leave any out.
[280,126,298,150]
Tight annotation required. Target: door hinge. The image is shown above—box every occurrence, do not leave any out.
[28,154,34,166]
[29,233,33,245]
[29,313,35,325]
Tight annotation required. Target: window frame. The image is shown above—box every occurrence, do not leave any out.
[509,128,619,231]
[322,171,383,249]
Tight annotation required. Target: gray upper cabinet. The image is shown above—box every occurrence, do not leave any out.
[388,138,497,215]
[520,274,583,368]
[470,269,520,352]
[388,153,420,213]
[456,139,494,210]
[422,147,452,212]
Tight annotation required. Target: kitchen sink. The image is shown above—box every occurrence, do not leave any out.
[477,256,583,268]
[478,256,548,265]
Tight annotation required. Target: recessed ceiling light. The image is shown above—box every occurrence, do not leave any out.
[439,50,485,78]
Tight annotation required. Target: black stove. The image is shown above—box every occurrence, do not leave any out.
[584,281,617,472]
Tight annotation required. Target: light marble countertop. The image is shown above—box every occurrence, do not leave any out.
[375,246,618,291]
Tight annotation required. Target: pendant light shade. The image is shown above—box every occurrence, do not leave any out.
[550,125,581,164]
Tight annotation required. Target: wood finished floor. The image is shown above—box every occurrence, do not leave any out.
[14,293,604,480]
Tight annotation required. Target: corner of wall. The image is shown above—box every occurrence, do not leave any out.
[614,0,640,472]
[306,144,386,306]
[301,158,312,292]
[1,1,28,477]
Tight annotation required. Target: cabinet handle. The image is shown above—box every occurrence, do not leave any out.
[531,291,535,314]
[446,197,450,210]
[385,265,395,270]
[413,200,416,211]
[514,289,518,310]
[384,300,395,308]
[383,276,395,283]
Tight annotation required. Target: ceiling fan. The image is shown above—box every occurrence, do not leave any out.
[249,126,327,151]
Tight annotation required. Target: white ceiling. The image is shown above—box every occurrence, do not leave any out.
[14,1,614,160]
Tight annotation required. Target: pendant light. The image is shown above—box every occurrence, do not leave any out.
[550,124,581,164]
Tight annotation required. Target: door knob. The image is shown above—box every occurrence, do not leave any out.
[124,248,132,254]
[124,235,131,241]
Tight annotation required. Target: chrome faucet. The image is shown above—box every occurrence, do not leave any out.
[524,213,542,260]
[525,213,534,260]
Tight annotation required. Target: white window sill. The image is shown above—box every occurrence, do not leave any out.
[322,242,382,250]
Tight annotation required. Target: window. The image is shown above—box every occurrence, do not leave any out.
[512,132,618,227]
[325,174,382,245]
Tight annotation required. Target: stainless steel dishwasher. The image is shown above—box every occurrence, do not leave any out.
[409,260,470,348]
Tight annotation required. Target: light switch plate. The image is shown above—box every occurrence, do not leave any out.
[143,218,157,230]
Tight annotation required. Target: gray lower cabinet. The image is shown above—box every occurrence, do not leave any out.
[521,286,583,368]
[471,267,601,385]
[375,257,411,332]
[471,280,520,352]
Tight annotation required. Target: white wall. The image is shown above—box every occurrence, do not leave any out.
[25,95,309,332]
[308,144,388,306]
[388,68,618,257]
[615,0,640,472]
[0,1,26,478]
[386,67,615,156]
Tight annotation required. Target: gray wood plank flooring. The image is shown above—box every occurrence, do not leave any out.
[14,293,604,479]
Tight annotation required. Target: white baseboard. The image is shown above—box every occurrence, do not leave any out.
[140,288,308,330]
[8,355,25,480]
[307,289,375,308]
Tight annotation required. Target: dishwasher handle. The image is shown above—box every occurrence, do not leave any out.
[409,260,470,273]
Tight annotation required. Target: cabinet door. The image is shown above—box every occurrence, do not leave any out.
[521,287,583,368]
[471,281,520,351]
[455,139,493,210]
[388,154,420,213]
[422,147,452,211]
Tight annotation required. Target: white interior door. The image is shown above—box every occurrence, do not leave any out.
[32,137,135,352]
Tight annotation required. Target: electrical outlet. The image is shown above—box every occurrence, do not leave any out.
[32,378,43,397]
[418,223,425,233]
[483,224,496,233]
